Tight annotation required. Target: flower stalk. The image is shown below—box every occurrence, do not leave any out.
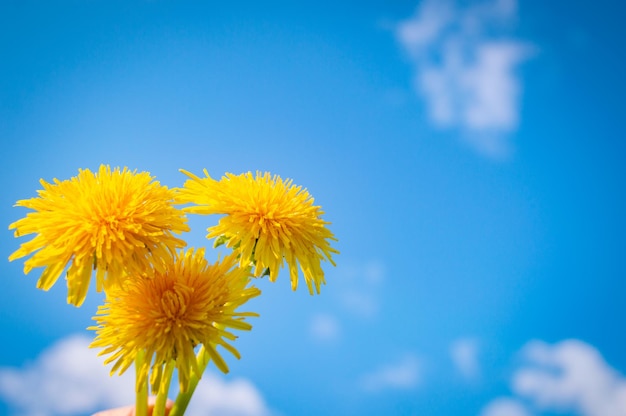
[154,360,175,416]
[135,349,148,416]
[170,346,211,416]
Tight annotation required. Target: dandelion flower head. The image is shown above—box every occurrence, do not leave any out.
[8,165,189,306]
[178,169,338,294]
[90,248,260,392]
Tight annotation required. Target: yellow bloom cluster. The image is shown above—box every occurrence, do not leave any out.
[8,164,338,413]
[90,248,260,392]
[9,165,189,306]
[178,169,339,294]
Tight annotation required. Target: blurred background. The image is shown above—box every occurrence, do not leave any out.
[1,1,625,415]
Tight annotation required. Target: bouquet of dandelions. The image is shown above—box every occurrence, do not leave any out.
[8,165,338,416]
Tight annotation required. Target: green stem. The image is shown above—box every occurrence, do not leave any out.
[154,360,175,416]
[170,346,210,416]
[135,350,148,416]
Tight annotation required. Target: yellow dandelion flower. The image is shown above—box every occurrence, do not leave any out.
[89,248,260,393]
[8,165,190,306]
[178,169,338,294]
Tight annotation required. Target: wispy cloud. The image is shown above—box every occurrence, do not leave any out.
[450,337,481,381]
[309,313,341,342]
[186,373,272,416]
[395,0,534,158]
[479,397,532,416]
[0,335,272,416]
[338,260,385,319]
[340,291,380,318]
[359,354,421,392]
[514,339,626,416]
[0,335,134,416]
[481,339,626,416]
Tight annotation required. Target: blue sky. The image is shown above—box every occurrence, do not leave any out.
[1,1,625,415]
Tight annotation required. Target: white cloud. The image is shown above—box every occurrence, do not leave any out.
[0,335,134,416]
[186,373,272,416]
[359,354,421,392]
[450,337,480,381]
[513,339,626,416]
[0,334,272,416]
[480,397,532,416]
[481,339,626,416]
[395,0,534,158]
[309,313,341,342]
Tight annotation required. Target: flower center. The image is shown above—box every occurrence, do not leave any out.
[161,284,190,320]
